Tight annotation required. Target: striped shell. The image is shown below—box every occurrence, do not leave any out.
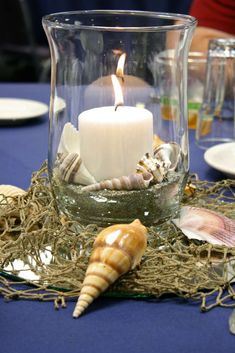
[58,152,96,186]
[173,206,235,247]
[136,153,166,183]
[73,219,147,318]
[81,172,153,192]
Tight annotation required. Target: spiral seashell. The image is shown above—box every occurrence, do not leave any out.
[58,122,80,154]
[136,153,166,183]
[173,206,235,247]
[81,172,153,192]
[73,219,147,318]
[58,152,96,186]
[154,142,181,171]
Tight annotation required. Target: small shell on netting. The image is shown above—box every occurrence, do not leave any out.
[173,206,235,247]
[0,185,25,198]
[81,172,153,192]
[136,153,166,183]
[58,122,80,154]
[58,152,96,186]
[184,183,196,197]
[73,219,147,318]
[229,309,235,335]
[0,184,26,210]
[154,142,181,171]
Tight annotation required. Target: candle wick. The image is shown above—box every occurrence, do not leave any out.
[115,103,124,111]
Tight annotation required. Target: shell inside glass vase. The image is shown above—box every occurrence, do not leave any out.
[43,11,196,226]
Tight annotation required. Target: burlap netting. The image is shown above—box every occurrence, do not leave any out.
[0,162,235,311]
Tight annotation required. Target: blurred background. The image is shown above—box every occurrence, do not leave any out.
[0,0,192,83]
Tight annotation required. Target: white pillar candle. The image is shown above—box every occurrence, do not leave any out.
[79,106,153,182]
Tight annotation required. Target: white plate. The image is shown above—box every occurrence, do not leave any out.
[204,142,235,178]
[0,98,48,121]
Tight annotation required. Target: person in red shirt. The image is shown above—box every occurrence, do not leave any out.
[189,0,235,52]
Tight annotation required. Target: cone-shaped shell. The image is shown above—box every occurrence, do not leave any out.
[73,219,147,318]
[81,172,153,192]
[173,206,235,247]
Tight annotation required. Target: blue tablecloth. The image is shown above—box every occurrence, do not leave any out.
[0,84,234,353]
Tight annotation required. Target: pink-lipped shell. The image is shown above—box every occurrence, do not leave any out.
[173,206,235,247]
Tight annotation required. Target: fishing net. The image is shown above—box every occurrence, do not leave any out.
[0,161,235,311]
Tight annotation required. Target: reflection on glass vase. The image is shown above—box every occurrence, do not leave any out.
[43,10,196,226]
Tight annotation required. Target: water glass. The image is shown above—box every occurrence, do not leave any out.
[196,38,235,149]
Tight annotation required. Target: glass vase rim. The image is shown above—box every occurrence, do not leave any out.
[42,9,197,32]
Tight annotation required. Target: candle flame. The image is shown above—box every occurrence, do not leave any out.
[116,53,126,81]
[111,74,124,110]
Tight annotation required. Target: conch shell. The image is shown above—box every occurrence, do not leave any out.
[81,172,153,192]
[73,219,147,318]
[58,152,96,186]
[136,153,166,183]
[173,206,235,247]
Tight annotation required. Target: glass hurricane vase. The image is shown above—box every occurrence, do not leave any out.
[43,10,196,226]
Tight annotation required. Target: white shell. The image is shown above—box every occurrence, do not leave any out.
[0,184,25,206]
[58,123,80,154]
[58,152,96,186]
[0,185,25,197]
[154,142,181,171]
[173,206,235,247]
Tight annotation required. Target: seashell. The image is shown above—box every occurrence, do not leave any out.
[229,309,235,335]
[136,153,166,183]
[154,142,181,171]
[58,152,96,186]
[58,122,80,154]
[184,183,196,197]
[73,219,147,318]
[0,184,25,200]
[81,172,153,192]
[173,206,235,247]
[0,185,26,210]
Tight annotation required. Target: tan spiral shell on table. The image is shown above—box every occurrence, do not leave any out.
[73,219,147,318]
[81,172,153,192]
